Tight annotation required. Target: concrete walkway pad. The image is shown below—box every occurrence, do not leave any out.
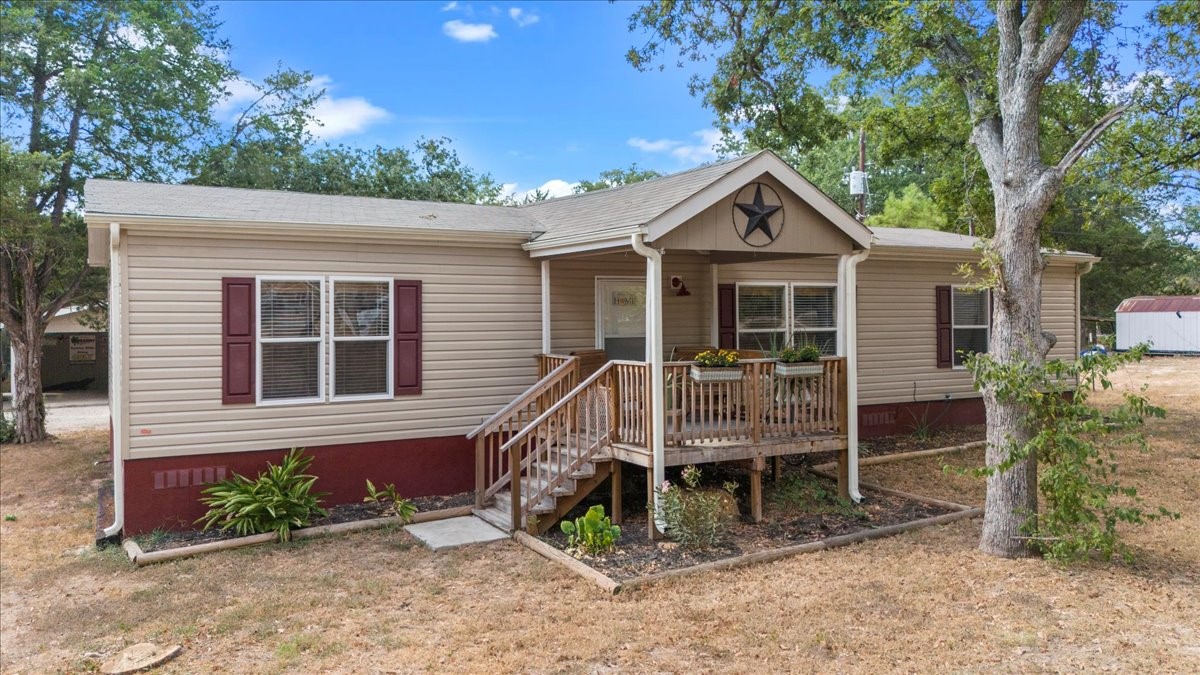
[404,516,508,551]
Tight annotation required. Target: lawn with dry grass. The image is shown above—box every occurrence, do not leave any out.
[2,358,1197,672]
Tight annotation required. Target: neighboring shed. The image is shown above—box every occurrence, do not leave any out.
[1115,296,1200,354]
[2,307,108,398]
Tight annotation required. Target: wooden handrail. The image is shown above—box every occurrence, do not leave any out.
[500,361,619,453]
[467,356,578,439]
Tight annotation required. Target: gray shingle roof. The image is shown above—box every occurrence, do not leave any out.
[520,153,762,242]
[871,226,1096,259]
[84,179,540,235]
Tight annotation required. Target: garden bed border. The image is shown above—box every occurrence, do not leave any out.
[517,442,987,594]
[121,505,474,566]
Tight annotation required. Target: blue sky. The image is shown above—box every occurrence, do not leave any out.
[216,1,719,198]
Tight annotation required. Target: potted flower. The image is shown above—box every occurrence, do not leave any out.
[690,349,743,382]
[775,345,823,377]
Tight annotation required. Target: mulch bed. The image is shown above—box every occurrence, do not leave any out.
[540,470,956,581]
[135,490,474,553]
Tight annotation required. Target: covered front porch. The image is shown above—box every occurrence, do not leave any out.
[471,152,874,533]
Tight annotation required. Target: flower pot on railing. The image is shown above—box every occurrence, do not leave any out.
[689,365,744,382]
[690,349,742,382]
[774,345,824,378]
[774,362,823,378]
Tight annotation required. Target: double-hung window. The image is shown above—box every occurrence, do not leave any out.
[952,287,990,366]
[331,278,393,400]
[737,283,838,355]
[258,277,324,404]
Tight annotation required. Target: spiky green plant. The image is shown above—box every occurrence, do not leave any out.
[196,448,328,541]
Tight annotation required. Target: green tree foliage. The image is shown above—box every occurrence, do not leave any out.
[194,135,504,204]
[0,0,235,442]
[574,164,662,193]
[869,184,949,230]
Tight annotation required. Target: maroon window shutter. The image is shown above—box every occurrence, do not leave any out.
[222,277,255,404]
[394,280,422,395]
[718,283,737,349]
[935,285,952,368]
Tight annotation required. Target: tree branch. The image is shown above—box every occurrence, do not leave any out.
[1055,104,1129,174]
[1029,1,1085,83]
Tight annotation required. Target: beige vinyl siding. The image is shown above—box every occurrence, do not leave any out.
[548,251,713,356]
[124,233,542,459]
[856,255,1079,405]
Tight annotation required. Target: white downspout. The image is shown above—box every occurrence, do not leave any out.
[102,223,124,539]
[630,234,665,527]
[841,249,870,503]
[540,259,551,354]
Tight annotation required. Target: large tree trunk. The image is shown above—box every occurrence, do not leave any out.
[977,171,1060,557]
[10,327,47,444]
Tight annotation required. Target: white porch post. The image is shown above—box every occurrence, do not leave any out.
[710,262,719,346]
[540,259,551,354]
[631,234,665,528]
[838,250,870,503]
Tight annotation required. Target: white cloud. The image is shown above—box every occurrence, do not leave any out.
[501,178,579,202]
[509,7,540,27]
[214,75,388,140]
[443,20,498,43]
[441,1,458,10]
[627,129,724,164]
[114,24,150,50]
[306,96,388,139]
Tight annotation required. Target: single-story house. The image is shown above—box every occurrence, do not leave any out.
[1115,296,1200,354]
[83,151,1096,537]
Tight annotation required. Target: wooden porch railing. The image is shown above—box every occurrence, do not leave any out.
[469,354,578,509]
[614,357,846,447]
[498,362,617,530]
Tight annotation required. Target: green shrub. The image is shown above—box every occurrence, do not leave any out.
[196,448,328,541]
[965,344,1179,562]
[654,465,738,549]
[363,480,417,522]
[560,505,621,556]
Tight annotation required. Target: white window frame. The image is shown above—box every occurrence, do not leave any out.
[593,276,646,350]
[329,276,394,402]
[734,281,839,354]
[256,275,326,406]
[951,285,991,370]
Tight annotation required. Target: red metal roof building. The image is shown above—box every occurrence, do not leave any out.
[1115,296,1200,353]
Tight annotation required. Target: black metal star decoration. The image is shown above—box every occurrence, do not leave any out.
[735,184,783,244]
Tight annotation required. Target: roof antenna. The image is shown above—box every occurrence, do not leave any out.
[849,128,868,223]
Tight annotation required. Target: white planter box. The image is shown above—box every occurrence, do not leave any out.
[690,366,744,382]
[774,362,824,378]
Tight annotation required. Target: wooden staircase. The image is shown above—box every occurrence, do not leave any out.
[468,356,621,534]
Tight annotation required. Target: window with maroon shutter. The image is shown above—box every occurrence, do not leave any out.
[394,280,422,395]
[937,285,991,368]
[222,277,255,404]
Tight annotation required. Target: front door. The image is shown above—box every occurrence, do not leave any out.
[596,278,645,361]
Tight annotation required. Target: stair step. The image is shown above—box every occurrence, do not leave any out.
[473,506,512,531]
[494,490,556,514]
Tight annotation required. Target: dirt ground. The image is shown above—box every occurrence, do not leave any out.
[2,357,1197,673]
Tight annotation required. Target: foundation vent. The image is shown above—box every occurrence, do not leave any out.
[152,466,227,490]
